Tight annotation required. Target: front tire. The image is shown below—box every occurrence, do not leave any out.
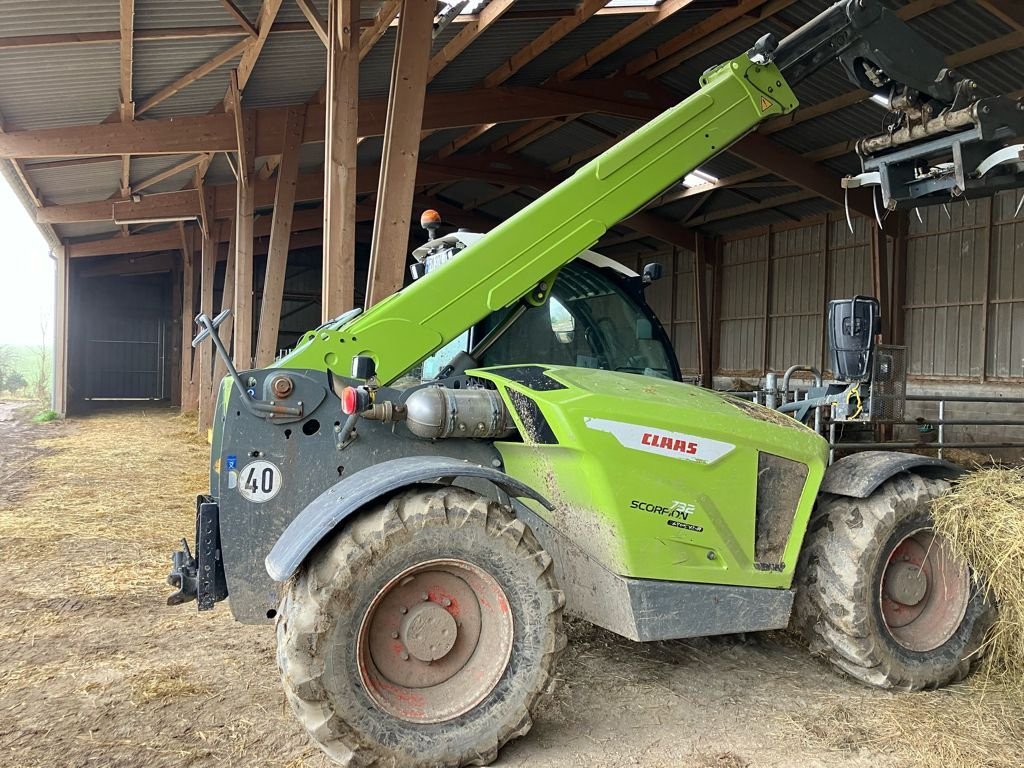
[793,472,994,690]
[276,486,565,767]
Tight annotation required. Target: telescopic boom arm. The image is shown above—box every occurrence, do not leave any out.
[272,0,1022,389]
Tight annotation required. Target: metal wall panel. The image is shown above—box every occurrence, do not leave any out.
[904,197,989,378]
[768,224,824,371]
[718,235,767,374]
[989,187,1024,379]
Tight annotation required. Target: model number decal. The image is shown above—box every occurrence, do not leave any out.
[631,499,704,532]
[238,459,282,503]
[584,417,735,464]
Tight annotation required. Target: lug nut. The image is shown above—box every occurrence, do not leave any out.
[399,606,408,614]
[421,592,430,601]
[443,598,452,607]
[391,631,399,639]
[400,651,409,661]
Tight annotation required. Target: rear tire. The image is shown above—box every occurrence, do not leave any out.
[793,472,994,690]
[276,486,565,767]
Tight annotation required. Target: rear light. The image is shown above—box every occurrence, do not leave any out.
[341,386,366,415]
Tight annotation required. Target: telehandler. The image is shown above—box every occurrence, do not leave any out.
[168,1,1024,764]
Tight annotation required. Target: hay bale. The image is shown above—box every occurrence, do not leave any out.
[932,467,1024,684]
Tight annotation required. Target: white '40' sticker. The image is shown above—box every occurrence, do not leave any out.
[238,459,282,503]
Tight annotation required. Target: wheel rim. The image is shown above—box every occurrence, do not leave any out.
[356,558,514,724]
[878,528,970,652]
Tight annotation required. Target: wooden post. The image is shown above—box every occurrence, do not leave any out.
[255,105,305,367]
[198,219,217,434]
[365,0,435,307]
[322,0,360,320]
[693,236,713,387]
[179,228,197,412]
[212,219,237,390]
[233,110,256,370]
[52,245,70,416]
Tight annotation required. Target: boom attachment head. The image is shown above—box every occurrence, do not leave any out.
[751,0,1024,214]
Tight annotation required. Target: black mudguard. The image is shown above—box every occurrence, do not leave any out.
[265,455,552,582]
[820,450,962,499]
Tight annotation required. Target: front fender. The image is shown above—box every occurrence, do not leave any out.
[265,455,552,582]
[820,450,962,499]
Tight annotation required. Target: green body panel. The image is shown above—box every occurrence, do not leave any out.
[277,54,798,384]
[473,366,828,589]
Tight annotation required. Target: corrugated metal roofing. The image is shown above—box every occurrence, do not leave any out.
[0,0,119,36]
[0,0,1021,253]
[130,154,200,194]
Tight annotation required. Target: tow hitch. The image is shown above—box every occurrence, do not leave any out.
[167,496,228,610]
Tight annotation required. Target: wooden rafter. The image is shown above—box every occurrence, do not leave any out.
[428,0,516,81]
[0,78,667,159]
[556,0,701,82]
[359,0,401,61]
[136,39,250,116]
[295,0,329,47]
[218,0,259,37]
[977,0,1024,31]
[134,153,210,194]
[119,0,134,202]
[236,0,285,91]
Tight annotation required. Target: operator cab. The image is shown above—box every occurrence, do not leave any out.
[409,225,680,382]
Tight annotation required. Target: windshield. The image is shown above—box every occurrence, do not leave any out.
[414,259,676,380]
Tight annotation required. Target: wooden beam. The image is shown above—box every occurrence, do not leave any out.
[366,0,434,307]
[0,78,666,159]
[255,106,304,367]
[0,113,236,158]
[978,0,1024,30]
[628,0,787,77]
[219,0,259,37]
[114,189,202,224]
[359,0,401,61]
[730,133,873,218]
[428,0,516,81]
[136,39,249,116]
[0,23,327,50]
[197,222,217,433]
[212,219,237,389]
[136,151,209,191]
[295,0,329,46]
[233,110,256,369]
[66,228,181,257]
[556,0,700,82]
[236,0,285,91]
[119,0,135,199]
[323,0,360,321]
[484,0,609,89]
[686,191,817,226]
[52,246,69,416]
[180,223,198,412]
[228,70,250,188]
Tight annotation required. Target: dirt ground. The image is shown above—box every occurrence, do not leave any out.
[0,405,1020,768]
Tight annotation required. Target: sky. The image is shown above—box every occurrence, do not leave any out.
[0,174,53,347]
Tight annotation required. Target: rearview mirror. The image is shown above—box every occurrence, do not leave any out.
[642,262,664,285]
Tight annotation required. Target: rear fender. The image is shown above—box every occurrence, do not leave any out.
[264,455,552,582]
[820,450,962,499]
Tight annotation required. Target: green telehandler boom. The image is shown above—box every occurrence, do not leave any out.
[168,2,1021,764]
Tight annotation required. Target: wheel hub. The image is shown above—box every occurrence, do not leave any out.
[357,559,514,723]
[883,561,928,606]
[401,602,458,662]
[879,528,970,652]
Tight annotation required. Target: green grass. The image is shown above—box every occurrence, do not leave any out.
[32,409,58,423]
[0,344,49,397]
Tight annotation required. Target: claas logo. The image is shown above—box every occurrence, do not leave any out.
[640,432,698,455]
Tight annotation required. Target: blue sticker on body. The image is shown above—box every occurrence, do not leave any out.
[226,455,237,470]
